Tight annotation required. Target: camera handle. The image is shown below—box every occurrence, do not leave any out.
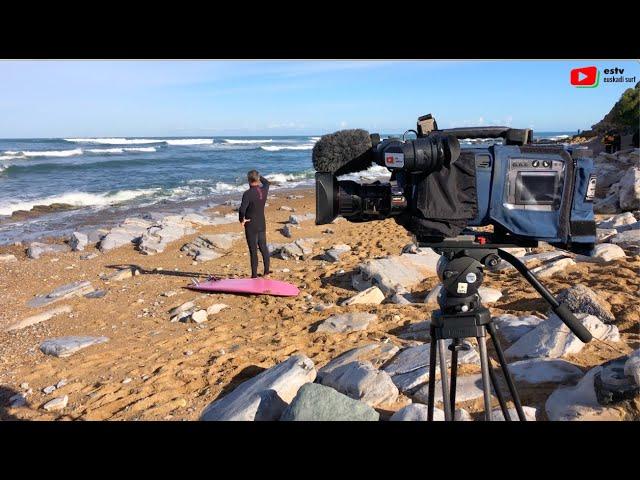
[497,250,593,343]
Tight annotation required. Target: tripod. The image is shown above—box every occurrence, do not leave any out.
[419,237,593,421]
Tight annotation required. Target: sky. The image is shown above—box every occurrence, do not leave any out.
[0,60,638,138]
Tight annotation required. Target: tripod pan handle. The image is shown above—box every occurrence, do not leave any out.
[552,303,593,343]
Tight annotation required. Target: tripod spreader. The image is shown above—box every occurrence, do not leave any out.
[497,250,592,343]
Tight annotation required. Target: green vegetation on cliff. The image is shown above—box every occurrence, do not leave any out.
[591,82,639,135]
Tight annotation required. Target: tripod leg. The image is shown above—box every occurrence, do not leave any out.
[449,339,459,416]
[477,335,493,421]
[438,339,452,421]
[487,358,511,421]
[427,326,438,421]
[486,322,526,421]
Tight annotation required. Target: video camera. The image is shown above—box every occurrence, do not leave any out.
[313,114,597,253]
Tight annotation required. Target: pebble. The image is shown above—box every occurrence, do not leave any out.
[122,378,132,384]
[43,395,68,412]
[190,310,208,324]
[43,385,57,394]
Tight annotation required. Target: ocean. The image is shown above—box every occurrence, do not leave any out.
[0,131,576,245]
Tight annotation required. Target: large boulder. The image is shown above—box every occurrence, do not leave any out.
[610,228,640,254]
[181,233,242,262]
[411,373,488,405]
[493,314,545,343]
[590,243,626,262]
[200,354,316,421]
[99,218,152,251]
[619,167,640,211]
[280,383,379,421]
[69,232,88,251]
[318,360,399,407]
[26,242,70,259]
[352,251,440,296]
[505,313,620,360]
[508,358,584,384]
[318,342,399,381]
[555,284,615,324]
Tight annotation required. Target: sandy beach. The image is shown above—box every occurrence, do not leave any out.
[1,186,638,421]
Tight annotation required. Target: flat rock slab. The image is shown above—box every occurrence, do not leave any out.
[610,228,640,254]
[40,336,109,358]
[508,358,584,384]
[27,242,70,259]
[390,404,443,421]
[531,258,576,278]
[555,284,615,324]
[545,366,627,421]
[398,321,431,341]
[318,360,399,407]
[28,281,95,308]
[505,313,620,360]
[318,342,399,380]
[412,373,488,405]
[589,243,626,262]
[43,395,68,412]
[315,313,377,333]
[6,305,72,332]
[493,314,546,343]
[200,354,316,421]
[353,251,440,296]
[341,286,385,306]
[323,244,352,262]
[280,383,379,421]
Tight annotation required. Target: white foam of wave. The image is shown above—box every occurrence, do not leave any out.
[338,164,391,182]
[0,154,22,161]
[261,144,314,151]
[546,134,570,141]
[87,147,157,154]
[212,182,247,194]
[0,188,159,216]
[309,136,321,141]
[18,148,84,158]
[265,171,314,183]
[65,138,162,145]
[166,139,213,146]
[223,139,273,144]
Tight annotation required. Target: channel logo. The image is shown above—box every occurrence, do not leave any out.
[570,66,599,88]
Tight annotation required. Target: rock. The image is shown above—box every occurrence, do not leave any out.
[382,341,479,393]
[340,286,385,306]
[597,212,637,229]
[596,228,618,243]
[479,286,502,304]
[397,321,431,341]
[508,358,584,384]
[491,406,538,421]
[26,242,70,259]
[546,366,627,421]
[80,253,99,260]
[69,232,88,251]
[495,250,572,272]
[190,310,208,324]
[315,313,377,333]
[390,404,472,421]
[590,243,626,261]
[281,224,293,238]
[389,292,415,304]
[5,305,72,332]
[322,228,334,234]
[505,313,619,360]
[593,353,640,405]
[624,350,640,386]
[161,290,177,297]
[27,280,95,308]
[102,267,137,282]
[206,303,229,315]
[9,393,28,408]
[43,395,68,412]
[84,289,107,299]
[556,284,615,324]
[280,383,379,421]
[352,251,440,296]
[530,258,575,278]
[594,193,620,214]
[40,336,109,358]
[412,373,488,405]
[318,360,399,407]
[323,244,351,262]
[138,217,198,255]
[0,253,18,263]
[99,218,152,251]
[169,301,195,317]
[492,314,545,343]
[595,162,626,191]
[200,354,316,421]
[275,239,317,260]
[619,167,640,211]
[424,285,442,305]
[279,206,294,212]
[43,385,56,394]
[288,213,315,225]
[318,342,399,381]
[56,379,67,388]
[610,228,640,254]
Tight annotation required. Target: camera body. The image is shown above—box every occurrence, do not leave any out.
[314,115,597,253]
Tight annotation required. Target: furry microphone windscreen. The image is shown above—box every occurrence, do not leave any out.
[312,129,374,176]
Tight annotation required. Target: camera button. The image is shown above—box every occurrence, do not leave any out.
[542,161,551,168]
[532,160,540,167]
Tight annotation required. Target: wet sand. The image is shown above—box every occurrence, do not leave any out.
[1,188,639,420]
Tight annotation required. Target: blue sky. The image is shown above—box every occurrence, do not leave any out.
[0,60,637,137]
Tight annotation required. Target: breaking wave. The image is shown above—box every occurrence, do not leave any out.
[65,138,163,145]
[223,139,273,144]
[0,188,160,216]
[165,139,213,146]
[86,147,157,154]
[260,144,314,151]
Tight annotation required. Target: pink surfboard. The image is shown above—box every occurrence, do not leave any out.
[187,278,300,297]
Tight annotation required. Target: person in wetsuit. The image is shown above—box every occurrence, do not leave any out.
[239,170,271,278]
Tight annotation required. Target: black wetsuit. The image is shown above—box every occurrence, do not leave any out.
[239,176,270,278]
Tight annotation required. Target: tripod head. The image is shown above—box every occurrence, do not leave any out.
[419,234,593,343]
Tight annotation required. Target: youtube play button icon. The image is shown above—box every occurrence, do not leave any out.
[570,66,599,87]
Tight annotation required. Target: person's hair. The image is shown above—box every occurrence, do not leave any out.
[247,170,260,183]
